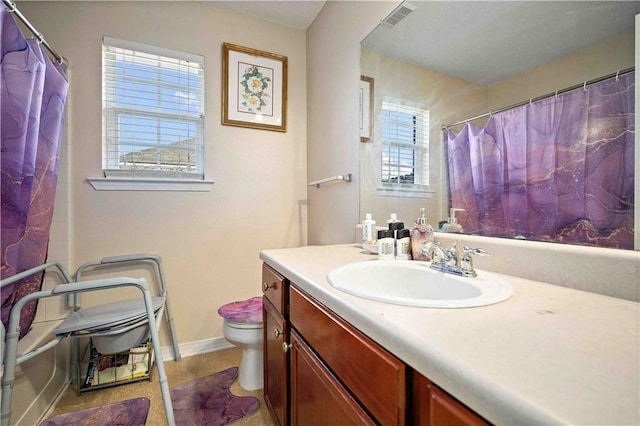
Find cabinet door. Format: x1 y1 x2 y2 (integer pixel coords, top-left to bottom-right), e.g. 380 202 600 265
290 285 406 425
264 297 288 426
412 372 489 426
430 385 489 426
290 330 375 426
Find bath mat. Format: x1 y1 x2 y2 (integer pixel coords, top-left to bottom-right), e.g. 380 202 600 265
40 397 149 426
170 366 260 426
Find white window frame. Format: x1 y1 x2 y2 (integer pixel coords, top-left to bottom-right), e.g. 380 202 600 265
378 96 432 198
89 37 212 191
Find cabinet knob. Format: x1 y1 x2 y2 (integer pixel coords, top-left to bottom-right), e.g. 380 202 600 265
262 282 276 292
282 342 292 353
274 328 282 339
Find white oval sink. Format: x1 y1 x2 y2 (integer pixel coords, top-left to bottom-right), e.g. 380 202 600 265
327 260 513 308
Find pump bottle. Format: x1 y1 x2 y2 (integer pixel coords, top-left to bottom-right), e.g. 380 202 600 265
442 208 465 233
410 208 434 261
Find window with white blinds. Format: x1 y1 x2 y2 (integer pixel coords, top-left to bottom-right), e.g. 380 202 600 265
381 98 429 187
102 37 205 179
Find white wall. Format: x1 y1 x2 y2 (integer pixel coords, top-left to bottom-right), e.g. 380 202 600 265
19 1 308 346
488 30 634 109
306 1 400 245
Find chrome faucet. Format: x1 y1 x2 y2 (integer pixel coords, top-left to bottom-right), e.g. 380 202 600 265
420 241 489 277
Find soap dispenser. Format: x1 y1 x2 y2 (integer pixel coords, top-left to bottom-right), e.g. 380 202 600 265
442 208 465 233
410 208 434 261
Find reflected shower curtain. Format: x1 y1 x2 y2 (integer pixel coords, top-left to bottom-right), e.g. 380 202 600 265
447 72 634 249
1 6 69 337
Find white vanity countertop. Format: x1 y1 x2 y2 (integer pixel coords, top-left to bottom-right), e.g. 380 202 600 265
260 244 640 426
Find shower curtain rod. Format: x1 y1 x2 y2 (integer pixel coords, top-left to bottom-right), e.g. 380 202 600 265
442 66 634 130
2 0 68 66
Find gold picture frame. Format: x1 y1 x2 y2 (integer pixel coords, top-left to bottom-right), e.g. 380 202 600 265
222 43 288 132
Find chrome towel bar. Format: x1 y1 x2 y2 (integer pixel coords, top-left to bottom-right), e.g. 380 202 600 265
308 174 352 188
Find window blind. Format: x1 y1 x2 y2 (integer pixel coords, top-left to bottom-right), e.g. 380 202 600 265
102 37 205 179
381 98 429 186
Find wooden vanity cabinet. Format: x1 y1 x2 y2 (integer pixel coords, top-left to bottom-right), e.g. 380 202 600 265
262 264 289 426
262 262 491 426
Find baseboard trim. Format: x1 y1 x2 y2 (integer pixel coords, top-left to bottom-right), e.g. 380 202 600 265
160 336 234 361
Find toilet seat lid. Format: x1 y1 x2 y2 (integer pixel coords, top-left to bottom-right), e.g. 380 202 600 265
218 296 262 324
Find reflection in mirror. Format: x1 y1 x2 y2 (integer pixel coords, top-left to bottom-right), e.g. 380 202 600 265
360 1 638 250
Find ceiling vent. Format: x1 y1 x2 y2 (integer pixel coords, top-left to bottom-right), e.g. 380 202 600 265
382 2 416 27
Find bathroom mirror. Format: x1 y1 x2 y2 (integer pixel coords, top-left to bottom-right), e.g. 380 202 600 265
360 1 638 250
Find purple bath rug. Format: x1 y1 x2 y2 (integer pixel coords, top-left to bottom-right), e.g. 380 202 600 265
40 397 149 426
170 366 259 426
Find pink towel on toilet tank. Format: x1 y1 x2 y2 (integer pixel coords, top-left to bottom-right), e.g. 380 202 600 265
218 296 262 323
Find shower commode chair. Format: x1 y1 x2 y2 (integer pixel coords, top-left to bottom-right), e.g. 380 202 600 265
1 254 181 426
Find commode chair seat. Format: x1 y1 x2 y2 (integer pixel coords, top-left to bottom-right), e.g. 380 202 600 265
53 297 165 354
218 297 263 390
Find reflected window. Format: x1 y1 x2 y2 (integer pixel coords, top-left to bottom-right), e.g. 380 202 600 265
381 98 429 187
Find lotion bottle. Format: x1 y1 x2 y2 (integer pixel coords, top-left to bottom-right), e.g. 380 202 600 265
388 221 404 257
442 208 465 233
386 213 403 238
410 208 434 261
396 228 412 260
377 230 395 260
361 213 376 248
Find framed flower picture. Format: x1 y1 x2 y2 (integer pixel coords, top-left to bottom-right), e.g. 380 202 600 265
222 43 288 132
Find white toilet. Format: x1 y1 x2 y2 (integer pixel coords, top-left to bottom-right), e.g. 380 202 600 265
218 296 264 391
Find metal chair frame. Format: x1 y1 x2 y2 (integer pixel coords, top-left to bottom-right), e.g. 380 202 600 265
1 254 181 426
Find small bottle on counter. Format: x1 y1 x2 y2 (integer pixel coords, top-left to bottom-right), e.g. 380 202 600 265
388 221 405 254
388 220 404 235
396 228 412 260
361 213 376 248
410 208 434 261
377 230 395 260
386 213 400 226
386 213 403 243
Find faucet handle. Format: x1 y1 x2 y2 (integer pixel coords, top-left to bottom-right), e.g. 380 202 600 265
420 241 445 264
460 246 489 277
463 246 489 256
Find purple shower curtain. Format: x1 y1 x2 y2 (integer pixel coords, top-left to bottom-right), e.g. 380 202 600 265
447 72 634 249
1 6 69 337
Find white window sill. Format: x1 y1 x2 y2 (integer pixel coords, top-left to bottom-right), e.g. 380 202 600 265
377 186 435 199
87 177 214 192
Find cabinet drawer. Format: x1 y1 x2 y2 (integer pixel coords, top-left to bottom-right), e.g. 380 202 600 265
262 263 287 314
290 285 407 426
